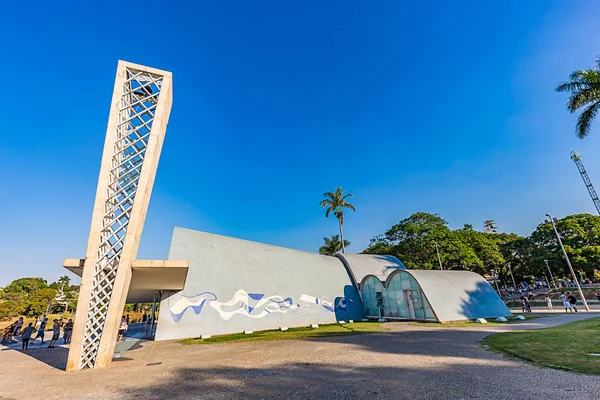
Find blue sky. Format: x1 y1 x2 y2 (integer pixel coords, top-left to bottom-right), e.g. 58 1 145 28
1 1 600 286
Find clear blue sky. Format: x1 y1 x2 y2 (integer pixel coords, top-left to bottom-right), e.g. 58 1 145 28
1 1 600 286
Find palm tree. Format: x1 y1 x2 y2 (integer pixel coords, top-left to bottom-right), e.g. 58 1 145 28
320 187 355 253
319 235 350 255
556 57 600 139
58 275 71 291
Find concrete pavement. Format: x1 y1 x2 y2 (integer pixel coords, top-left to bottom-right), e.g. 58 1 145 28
1 313 599 399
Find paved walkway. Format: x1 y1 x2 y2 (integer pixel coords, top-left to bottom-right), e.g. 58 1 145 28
1 313 599 399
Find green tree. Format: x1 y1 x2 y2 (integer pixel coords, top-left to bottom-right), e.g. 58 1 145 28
3 277 47 294
24 288 56 317
529 214 600 280
556 57 600 139
498 235 534 284
58 275 71 291
364 212 451 270
320 187 356 254
63 291 76 313
363 212 527 282
319 235 350 255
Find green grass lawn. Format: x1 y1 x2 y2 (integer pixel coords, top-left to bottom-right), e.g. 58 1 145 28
484 317 600 374
412 314 551 327
181 322 387 345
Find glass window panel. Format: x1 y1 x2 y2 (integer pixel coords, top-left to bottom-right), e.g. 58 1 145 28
412 289 425 319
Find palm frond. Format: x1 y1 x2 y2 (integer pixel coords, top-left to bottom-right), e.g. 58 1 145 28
342 202 356 211
556 80 589 93
325 207 333 218
576 101 600 139
320 187 356 219
567 88 600 112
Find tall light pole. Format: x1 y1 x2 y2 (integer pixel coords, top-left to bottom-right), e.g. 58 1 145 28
543 259 558 289
542 271 551 291
507 264 517 289
545 213 589 311
433 240 443 270
490 269 502 299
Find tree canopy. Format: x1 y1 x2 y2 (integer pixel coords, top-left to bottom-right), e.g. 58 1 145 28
320 187 355 253
0 276 78 320
363 212 600 287
556 57 600 139
319 235 350 256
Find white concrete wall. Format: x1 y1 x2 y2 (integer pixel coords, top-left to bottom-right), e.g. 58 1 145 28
156 228 364 341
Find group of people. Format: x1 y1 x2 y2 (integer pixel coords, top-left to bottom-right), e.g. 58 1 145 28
142 313 154 333
559 291 580 313
520 296 532 313
1 315 74 350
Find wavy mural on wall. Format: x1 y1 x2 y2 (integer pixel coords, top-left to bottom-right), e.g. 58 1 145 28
209 289 295 320
169 289 345 322
297 294 334 314
168 291 217 323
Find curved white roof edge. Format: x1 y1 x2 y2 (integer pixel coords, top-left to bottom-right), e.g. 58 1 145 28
404 270 512 321
335 254 407 286
358 268 512 322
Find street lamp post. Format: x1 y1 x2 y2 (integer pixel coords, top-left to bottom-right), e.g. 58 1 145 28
543 259 558 289
545 213 590 311
542 271 551 291
507 264 517 290
433 240 443 270
490 269 503 300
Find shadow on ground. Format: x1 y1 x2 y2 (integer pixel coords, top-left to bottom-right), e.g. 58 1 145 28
0 323 154 371
117 361 595 400
1 344 69 370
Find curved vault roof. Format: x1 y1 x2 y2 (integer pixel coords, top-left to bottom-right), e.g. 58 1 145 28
386 269 512 322
336 254 407 286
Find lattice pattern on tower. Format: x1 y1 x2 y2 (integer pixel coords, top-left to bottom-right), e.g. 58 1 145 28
79 68 163 369
570 151 600 215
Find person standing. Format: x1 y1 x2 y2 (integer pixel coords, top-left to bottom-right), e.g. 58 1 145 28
63 319 74 344
48 319 60 348
21 323 35 350
567 292 579 313
117 316 127 341
142 313 147 325
596 290 600 304
546 296 553 310
559 292 572 313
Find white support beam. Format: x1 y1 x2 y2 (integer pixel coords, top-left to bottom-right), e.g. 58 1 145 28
66 61 173 371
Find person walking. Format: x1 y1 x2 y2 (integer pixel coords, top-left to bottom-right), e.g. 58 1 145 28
21 323 34 350
63 319 73 344
596 290 600 304
567 292 579 313
524 297 532 313
48 319 60 348
13 317 24 336
559 292 572 313
31 317 47 344
142 313 147 325
117 316 127 342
